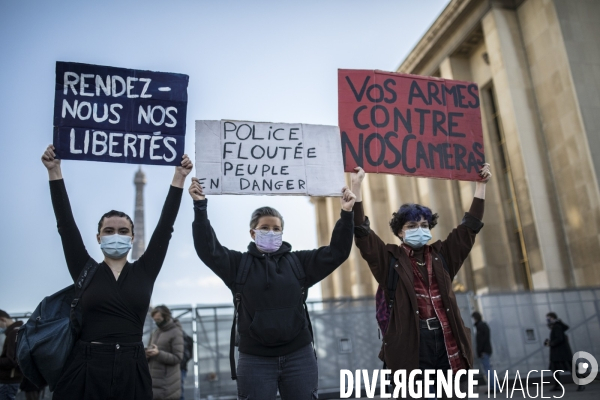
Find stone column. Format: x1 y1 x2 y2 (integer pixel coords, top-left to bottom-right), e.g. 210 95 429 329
481 6 572 289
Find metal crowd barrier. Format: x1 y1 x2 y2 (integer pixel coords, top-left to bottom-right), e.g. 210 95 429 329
6 287 600 399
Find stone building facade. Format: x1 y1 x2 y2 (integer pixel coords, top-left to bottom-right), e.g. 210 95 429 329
315 0 600 298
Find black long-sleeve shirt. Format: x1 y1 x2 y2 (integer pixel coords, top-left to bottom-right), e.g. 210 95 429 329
192 199 354 356
50 179 182 343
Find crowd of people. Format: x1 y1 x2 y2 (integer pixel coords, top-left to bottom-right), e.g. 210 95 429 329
0 146 586 399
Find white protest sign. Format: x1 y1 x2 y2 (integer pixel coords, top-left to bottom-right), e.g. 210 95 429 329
195 120 345 196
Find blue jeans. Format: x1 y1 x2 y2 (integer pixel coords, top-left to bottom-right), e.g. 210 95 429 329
0 383 19 400
180 369 187 400
236 343 318 400
480 352 492 382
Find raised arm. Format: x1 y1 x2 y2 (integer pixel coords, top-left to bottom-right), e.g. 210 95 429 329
439 163 491 277
42 144 90 281
189 177 243 287
350 167 389 284
294 187 355 286
137 154 192 280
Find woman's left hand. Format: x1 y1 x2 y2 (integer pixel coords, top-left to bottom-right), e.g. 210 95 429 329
340 186 357 212
479 163 492 183
176 154 193 177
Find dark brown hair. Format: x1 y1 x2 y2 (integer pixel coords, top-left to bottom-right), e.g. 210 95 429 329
98 210 134 235
151 305 172 321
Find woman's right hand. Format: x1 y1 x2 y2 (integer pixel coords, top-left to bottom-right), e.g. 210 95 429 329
189 177 205 201
41 145 60 169
145 344 159 357
41 144 63 180
350 166 365 202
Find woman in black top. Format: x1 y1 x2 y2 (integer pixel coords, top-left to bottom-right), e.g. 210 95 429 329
188 177 355 400
41 144 192 400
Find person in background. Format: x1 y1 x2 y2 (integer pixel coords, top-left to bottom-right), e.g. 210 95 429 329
147 305 184 400
472 311 494 387
544 312 584 392
0 310 23 400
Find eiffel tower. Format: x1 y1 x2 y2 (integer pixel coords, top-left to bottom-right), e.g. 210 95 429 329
132 167 146 260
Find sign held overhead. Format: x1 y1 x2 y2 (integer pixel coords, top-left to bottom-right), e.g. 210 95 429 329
195 120 345 196
338 69 485 181
53 61 189 166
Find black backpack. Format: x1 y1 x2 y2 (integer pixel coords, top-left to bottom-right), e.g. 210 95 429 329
228 252 313 380
16 259 98 391
181 330 194 369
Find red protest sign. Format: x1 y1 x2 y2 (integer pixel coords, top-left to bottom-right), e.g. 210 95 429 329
338 69 484 181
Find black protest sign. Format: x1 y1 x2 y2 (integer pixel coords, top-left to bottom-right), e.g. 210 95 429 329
53 61 189 166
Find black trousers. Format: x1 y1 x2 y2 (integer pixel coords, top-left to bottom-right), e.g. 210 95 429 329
418 328 452 371
416 328 453 399
385 328 454 399
53 341 152 400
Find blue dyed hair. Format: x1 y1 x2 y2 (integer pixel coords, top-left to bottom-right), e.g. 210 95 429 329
389 203 438 238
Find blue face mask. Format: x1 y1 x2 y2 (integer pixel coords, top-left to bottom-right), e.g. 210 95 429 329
100 234 132 259
402 227 432 248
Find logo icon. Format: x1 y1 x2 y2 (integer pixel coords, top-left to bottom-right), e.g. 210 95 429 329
572 351 598 386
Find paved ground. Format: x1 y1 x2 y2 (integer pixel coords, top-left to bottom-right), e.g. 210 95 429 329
329 381 600 399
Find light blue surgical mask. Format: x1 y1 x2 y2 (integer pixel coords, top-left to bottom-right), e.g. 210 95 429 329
100 234 132 259
402 227 432 248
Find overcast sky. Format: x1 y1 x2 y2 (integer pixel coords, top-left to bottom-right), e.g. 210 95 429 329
0 0 449 313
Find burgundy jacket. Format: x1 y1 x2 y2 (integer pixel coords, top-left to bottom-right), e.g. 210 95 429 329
353 199 484 373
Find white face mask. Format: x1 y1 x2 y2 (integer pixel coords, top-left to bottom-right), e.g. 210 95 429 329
253 229 283 253
100 234 132 259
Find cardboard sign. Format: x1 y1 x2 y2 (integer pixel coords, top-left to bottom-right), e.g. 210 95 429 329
53 61 189 166
338 69 485 181
195 120 345 196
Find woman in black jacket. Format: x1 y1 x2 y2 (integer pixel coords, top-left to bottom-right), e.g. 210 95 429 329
188 177 355 400
41 144 192 400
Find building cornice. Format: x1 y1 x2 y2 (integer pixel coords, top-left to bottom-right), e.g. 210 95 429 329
398 0 524 75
